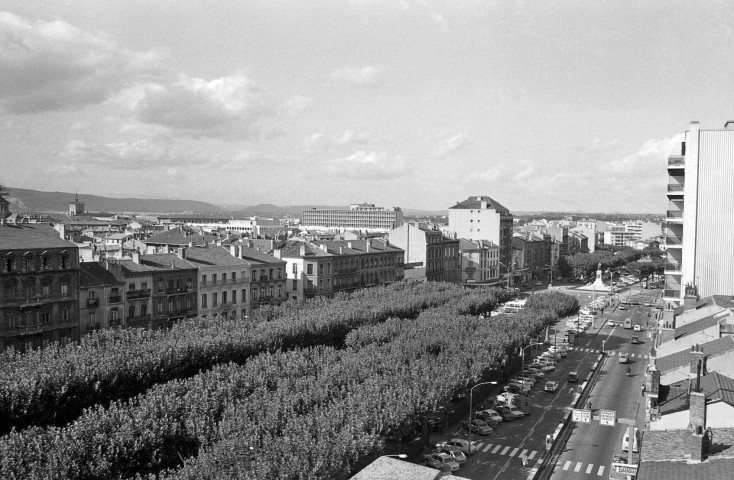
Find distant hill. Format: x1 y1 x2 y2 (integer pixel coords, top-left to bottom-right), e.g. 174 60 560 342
6 187 223 215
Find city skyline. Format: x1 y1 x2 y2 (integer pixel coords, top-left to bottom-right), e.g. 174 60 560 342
2 2 734 213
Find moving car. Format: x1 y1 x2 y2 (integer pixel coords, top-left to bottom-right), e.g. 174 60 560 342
462 418 493 435
619 354 629 364
440 438 477 455
568 371 579 383
544 381 559 392
630 336 640 345
622 428 640 453
634 325 642 332
424 452 460 472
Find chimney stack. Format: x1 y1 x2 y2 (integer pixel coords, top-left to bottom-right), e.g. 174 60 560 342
132 251 140 264
689 344 707 376
300 244 306 257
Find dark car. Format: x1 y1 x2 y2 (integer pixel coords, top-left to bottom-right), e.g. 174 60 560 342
495 406 517 421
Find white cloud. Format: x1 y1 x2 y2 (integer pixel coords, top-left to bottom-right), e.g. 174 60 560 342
327 151 405 179
435 133 469 158
304 130 370 153
329 65 384 87
514 163 536 180
0 11 163 114
130 74 276 140
611 133 684 176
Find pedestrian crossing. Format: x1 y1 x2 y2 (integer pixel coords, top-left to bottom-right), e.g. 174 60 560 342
558 459 606 476
567 347 648 359
472 441 539 460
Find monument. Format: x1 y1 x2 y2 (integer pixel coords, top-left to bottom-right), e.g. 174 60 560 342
593 263 606 289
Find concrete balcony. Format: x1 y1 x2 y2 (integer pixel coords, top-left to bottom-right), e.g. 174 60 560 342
666 210 684 223
664 262 682 275
667 156 685 169
126 289 150 299
666 184 684 198
663 289 681 299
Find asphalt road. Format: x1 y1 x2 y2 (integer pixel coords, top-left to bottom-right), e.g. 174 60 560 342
547 287 660 479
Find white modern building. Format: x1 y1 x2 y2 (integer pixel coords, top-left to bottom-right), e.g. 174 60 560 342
663 121 734 309
300 204 403 232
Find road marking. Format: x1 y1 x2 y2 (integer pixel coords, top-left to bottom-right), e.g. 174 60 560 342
520 448 528 458
563 461 571 471
597 466 605 476
475 442 484 450
574 462 582 472
528 450 537 460
482 443 493 452
509 447 519 457
586 463 594 474
492 445 502 454
501 446 511 455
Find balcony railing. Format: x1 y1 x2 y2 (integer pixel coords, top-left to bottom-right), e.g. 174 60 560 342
663 289 681 298
108 295 122 304
666 210 683 218
127 313 151 324
665 235 683 245
668 156 685 167
86 298 99 307
126 289 150 299
166 287 191 295
667 184 684 193
664 262 682 273
18 297 44 309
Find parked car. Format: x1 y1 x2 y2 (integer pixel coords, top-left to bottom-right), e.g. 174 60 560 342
462 418 493 435
439 438 478 455
496 392 519 406
495 405 519 421
503 404 527 418
538 363 556 372
622 428 640 453
524 368 545 379
544 381 559 392
512 375 536 387
644 301 654 307
434 446 467 464
424 452 460 472
634 325 642 332
618 305 627 310
474 409 503 424
503 383 522 394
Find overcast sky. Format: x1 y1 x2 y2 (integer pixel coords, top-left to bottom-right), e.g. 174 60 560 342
2 1 734 213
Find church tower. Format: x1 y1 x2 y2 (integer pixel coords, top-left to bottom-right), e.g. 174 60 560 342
69 193 85 216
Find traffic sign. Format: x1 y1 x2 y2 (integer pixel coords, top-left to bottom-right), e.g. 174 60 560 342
600 409 616 426
572 408 592 423
612 463 638 475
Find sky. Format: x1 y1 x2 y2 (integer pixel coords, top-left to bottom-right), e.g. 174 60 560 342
2 1 734 213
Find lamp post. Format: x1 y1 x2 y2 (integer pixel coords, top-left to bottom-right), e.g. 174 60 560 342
520 342 542 377
546 263 553 288
468 381 498 451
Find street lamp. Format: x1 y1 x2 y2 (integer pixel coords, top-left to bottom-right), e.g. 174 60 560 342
520 342 542 377
546 264 553 288
381 454 408 459
468 381 498 451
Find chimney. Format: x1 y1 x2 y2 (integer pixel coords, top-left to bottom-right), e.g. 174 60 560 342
689 386 707 430
475 196 482 201
178 246 187 259
132 252 140 264
273 248 281 259
230 244 237 257
300 244 306 257
689 426 705 463
347 241 353 249
339 246 344 254
689 344 706 375
366 240 371 252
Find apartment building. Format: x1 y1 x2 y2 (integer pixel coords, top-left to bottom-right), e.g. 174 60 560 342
78 262 125 336
275 238 404 300
663 121 734 309
137 253 198 326
300 204 403 232
511 232 552 286
0 221 80 351
447 196 513 284
388 223 460 283
458 239 500 285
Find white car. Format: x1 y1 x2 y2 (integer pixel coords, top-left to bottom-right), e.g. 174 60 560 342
440 438 478 455
544 381 559 392
474 409 503 424
634 325 641 332
424 452 460 472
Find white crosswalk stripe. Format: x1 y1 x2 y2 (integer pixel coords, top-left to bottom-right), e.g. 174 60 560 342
586 463 594 474
597 465 605 476
510 447 519 457
527 450 537 460
520 448 528 458
501 446 511 455
482 443 493 452
574 462 582 472
563 461 571 471
492 445 502 454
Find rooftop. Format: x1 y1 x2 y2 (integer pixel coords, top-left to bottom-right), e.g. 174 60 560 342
80 262 123 288
449 195 511 214
144 227 216 247
138 253 197 271
638 428 734 479
0 223 78 250
656 336 734 374
350 456 470 480
657 371 734 416
183 245 256 267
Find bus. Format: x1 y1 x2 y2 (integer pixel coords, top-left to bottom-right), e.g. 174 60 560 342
624 318 633 329
504 300 527 313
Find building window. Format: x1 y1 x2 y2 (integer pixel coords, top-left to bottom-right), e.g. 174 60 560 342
168 300 174 312
292 279 297 290
129 305 136 318
202 293 208 308
307 263 313 275
88 313 95 325
232 290 236 304
232 272 236 281
241 309 247 319
222 291 228 305
4 257 14 273
41 256 49 270
251 270 257 281
278 268 282 279
60 255 68 269
213 292 218 307
222 273 227 283
213 274 218 284
61 280 68 296
157 300 163 313
62 308 70 322
202 274 207 284
252 288 258 300
158 281 165 293
186 298 191 309
141 303 148 315
241 289 246 303
42 282 51 297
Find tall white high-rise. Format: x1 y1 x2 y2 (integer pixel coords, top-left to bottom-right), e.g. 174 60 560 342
663 121 734 309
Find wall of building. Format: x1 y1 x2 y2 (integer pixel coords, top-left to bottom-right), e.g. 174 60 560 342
448 209 501 245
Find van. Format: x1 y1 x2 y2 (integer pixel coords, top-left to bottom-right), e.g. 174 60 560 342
622 427 639 453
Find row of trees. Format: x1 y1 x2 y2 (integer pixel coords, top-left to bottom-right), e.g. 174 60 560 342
557 245 664 282
0 282 512 434
0 290 576 480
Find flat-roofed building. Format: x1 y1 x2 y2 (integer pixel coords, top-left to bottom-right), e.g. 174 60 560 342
300 203 403 232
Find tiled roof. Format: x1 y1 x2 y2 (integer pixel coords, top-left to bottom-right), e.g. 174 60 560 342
712 295 734 310
116 259 155 273
0 223 78 250
183 245 254 267
239 245 285 265
80 262 123 288
656 336 734 374
638 428 734 479
658 372 734 416
449 196 511 214
317 239 403 255
279 240 333 258
674 313 724 339
138 253 197 271
144 228 215 247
